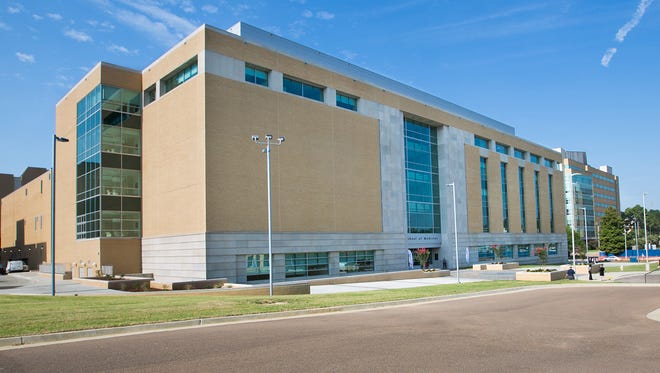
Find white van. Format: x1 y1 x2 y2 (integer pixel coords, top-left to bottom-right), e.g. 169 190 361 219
6 260 27 273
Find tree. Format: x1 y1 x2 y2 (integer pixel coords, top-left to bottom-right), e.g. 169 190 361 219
599 207 625 255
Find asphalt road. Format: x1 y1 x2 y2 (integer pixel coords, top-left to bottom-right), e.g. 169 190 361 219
3 286 660 372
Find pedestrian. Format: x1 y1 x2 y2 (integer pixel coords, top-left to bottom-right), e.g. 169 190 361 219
599 265 605 281
588 264 593 280
567 267 576 280
442 258 447 270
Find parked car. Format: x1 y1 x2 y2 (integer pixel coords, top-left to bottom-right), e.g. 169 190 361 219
605 255 620 262
6 260 27 273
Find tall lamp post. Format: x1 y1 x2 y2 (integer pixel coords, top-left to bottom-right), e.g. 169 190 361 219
446 182 460 284
251 134 285 296
568 172 582 266
581 207 588 263
643 192 649 272
51 135 69 296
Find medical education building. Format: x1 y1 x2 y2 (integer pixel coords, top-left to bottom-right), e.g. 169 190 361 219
53 22 567 284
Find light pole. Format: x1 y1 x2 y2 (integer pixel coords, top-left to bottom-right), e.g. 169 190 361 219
623 219 628 259
51 134 69 296
251 134 285 296
581 207 588 262
643 192 649 271
446 182 460 284
634 218 640 258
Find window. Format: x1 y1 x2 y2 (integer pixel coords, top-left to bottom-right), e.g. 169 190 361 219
475 136 490 149
405 119 441 234
534 171 541 233
544 159 553 168
518 167 526 232
336 92 357 111
285 253 329 278
514 148 525 160
478 246 494 261
501 162 509 232
246 254 269 281
283 76 323 102
548 244 558 255
480 157 489 232
245 65 268 86
518 245 530 257
161 57 198 95
144 85 156 106
339 251 374 273
548 174 555 232
496 143 509 155
530 154 540 164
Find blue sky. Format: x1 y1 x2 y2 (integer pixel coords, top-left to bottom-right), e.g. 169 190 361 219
1 0 658 210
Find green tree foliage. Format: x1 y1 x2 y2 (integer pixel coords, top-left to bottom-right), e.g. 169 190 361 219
599 207 625 255
622 205 660 248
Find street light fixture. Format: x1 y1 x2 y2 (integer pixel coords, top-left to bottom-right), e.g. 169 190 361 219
251 134 285 296
446 182 460 284
51 134 69 296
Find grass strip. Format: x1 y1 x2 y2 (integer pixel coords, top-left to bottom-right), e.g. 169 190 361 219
0 280 563 338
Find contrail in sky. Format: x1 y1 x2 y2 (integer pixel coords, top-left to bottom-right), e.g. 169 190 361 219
601 0 654 67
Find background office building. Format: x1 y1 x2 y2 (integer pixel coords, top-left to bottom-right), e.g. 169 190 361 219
53 22 567 284
556 148 620 247
0 168 51 268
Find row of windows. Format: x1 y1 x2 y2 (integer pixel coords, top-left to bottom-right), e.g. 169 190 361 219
594 183 616 193
245 251 375 281
594 192 617 201
162 57 198 95
477 243 559 261
475 136 555 168
593 173 616 183
245 64 359 112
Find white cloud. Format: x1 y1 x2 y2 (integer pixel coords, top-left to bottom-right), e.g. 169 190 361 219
88 20 115 31
107 0 197 47
601 48 617 67
108 43 137 55
181 0 195 13
0 21 10 31
33 14 43 21
316 11 334 20
47 13 63 21
302 10 335 20
201 4 218 14
64 29 93 42
615 0 654 42
7 6 21 14
16 52 35 63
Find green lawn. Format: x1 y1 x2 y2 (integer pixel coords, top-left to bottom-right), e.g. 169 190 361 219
602 262 659 272
0 280 562 338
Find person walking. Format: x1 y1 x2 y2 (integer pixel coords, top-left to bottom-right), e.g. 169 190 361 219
599 265 605 281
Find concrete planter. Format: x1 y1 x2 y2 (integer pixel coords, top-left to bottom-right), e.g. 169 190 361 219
77 277 152 291
515 270 567 282
486 263 519 271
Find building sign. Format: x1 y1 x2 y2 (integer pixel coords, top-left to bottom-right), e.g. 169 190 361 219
407 234 441 243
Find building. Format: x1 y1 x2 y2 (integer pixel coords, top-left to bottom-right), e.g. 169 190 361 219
0 168 51 268
52 22 567 284
556 149 620 248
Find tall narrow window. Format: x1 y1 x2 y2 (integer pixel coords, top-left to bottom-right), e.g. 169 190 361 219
518 167 526 232
404 118 441 234
534 171 541 233
501 162 509 232
480 157 489 232
548 174 554 232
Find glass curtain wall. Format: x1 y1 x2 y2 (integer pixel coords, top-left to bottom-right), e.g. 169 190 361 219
76 85 141 239
404 119 441 234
